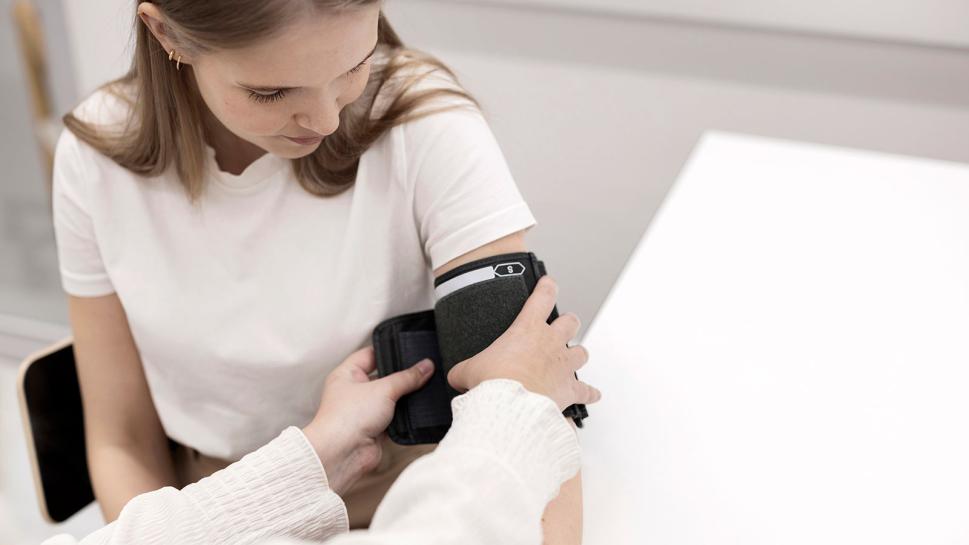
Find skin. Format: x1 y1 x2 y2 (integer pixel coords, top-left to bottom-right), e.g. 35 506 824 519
70 292 179 522
69 2 592 542
139 3 379 173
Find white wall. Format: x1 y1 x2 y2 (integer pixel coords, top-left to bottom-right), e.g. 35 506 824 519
61 0 133 99
460 0 969 49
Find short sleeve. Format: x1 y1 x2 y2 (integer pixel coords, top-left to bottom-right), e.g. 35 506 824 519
51 129 115 297
404 84 537 271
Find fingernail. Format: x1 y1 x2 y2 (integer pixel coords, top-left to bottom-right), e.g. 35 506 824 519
417 359 434 375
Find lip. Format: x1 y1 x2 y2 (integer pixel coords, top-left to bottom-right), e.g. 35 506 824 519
283 135 323 145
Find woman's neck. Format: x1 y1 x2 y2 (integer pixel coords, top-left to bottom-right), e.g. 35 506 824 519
201 106 268 176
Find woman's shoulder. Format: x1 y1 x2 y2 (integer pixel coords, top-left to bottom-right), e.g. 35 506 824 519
70 79 137 128
56 80 139 177
369 50 476 121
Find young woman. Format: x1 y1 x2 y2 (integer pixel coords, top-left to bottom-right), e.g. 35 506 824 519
52 0 584 542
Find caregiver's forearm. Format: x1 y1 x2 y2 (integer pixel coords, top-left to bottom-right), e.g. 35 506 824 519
542 470 584 545
49 381 581 545
323 379 582 545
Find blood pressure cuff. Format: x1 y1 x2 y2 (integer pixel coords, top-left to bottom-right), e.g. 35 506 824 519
373 252 589 445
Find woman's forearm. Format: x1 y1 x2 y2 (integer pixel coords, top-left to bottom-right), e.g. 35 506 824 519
88 438 178 522
67 292 179 522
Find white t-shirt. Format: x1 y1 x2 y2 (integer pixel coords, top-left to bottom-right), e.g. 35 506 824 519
52 63 536 460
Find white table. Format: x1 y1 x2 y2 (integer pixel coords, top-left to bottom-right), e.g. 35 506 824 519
579 132 969 544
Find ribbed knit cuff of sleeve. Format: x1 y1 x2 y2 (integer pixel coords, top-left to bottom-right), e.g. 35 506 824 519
441 379 582 505
183 427 349 543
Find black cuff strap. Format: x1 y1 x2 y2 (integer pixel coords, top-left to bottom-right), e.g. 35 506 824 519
373 252 589 445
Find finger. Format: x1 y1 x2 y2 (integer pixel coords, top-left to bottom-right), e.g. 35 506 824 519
513 276 558 328
550 312 581 344
567 344 590 371
341 346 377 376
378 358 435 400
573 380 602 405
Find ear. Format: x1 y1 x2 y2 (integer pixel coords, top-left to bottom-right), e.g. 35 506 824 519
137 2 193 65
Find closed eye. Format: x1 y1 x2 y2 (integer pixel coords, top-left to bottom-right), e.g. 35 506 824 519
346 56 371 76
243 48 376 104
247 89 287 104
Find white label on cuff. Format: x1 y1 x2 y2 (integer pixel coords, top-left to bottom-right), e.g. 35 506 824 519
434 262 525 301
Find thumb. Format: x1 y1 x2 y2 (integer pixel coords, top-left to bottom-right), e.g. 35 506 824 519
378 358 435 401
446 361 470 393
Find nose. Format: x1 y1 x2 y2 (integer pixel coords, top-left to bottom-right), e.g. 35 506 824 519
294 101 341 137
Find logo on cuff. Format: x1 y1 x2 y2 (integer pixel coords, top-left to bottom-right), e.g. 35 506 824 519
493 262 525 277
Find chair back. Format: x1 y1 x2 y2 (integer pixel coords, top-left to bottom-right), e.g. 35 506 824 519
17 338 95 523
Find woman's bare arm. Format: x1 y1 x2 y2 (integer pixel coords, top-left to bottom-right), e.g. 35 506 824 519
434 231 584 545
69 293 178 521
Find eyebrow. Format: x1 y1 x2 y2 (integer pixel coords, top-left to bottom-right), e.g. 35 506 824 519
238 41 379 92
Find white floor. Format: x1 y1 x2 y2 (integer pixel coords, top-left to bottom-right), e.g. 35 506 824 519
0 355 102 544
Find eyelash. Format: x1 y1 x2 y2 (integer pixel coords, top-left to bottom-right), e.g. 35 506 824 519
248 89 288 104
348 59 369 75
246 58 371 104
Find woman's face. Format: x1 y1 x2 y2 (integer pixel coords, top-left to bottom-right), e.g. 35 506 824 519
188 6 380 159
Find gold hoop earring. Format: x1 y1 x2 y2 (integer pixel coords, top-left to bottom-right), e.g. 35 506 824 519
168 49 182 71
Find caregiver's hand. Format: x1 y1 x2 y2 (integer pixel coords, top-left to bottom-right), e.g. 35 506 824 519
447 276 602 411
302 347 434 496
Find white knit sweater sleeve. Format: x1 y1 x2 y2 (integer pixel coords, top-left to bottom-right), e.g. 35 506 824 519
43 427 348 545
315 379 582 545
44 379 580 545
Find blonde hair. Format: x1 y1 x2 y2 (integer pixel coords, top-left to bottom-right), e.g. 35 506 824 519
63 1 478 200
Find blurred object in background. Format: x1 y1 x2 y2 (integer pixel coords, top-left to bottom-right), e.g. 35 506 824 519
11 0 59 181
0 0 74 325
